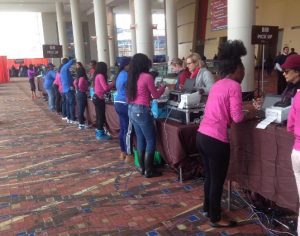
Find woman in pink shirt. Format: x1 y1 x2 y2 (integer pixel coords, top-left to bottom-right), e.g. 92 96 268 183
127 53 166 178
197 40 246 227
93 62 114 141
283 54 300 234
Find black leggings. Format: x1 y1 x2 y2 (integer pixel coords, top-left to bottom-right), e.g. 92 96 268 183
93 96 106 131
29 79 36 92
196 132 230 223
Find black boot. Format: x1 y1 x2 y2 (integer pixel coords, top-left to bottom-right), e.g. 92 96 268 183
144 152 162 178
138 150 145 175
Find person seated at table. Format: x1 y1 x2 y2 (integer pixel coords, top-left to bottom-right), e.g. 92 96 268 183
170 57 191 90
196 40 248 227
93 62 114 141
253 54 300 110
127 53 166 178
114 56 134 163
284 54 300 235
186 53 215 95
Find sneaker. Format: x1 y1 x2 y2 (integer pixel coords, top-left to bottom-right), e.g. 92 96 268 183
62 117 68 120
67 119 71 123
78 124 85 130
70 120 78 125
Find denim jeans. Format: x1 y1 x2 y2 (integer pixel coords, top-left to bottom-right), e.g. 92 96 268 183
61 93 67 118
128 104 156 153
46 87 55 111
66 90 76 121
115 102 129 153
76 91 87 125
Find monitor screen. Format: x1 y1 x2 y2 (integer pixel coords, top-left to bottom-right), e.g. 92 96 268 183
261 94 282 111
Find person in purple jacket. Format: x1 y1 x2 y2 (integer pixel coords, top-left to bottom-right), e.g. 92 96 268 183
127 53 166 178
283 55 300 235
74 62 89 129
93 62 114 140
27 64 37 99
196 40 247 227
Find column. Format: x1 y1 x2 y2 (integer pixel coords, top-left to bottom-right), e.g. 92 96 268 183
165 0 178 62
70 0 85 63
228 0 255 93
55 1 68 58
134 0 154 60
107 6 115 67
129 0 137 55
93 0 110 65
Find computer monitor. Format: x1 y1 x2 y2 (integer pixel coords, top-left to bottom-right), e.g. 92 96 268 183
183 79 195 93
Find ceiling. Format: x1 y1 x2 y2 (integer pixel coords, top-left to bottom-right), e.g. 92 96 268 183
0 0 164 15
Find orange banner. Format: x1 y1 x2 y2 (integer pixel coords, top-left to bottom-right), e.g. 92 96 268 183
0 56 9 83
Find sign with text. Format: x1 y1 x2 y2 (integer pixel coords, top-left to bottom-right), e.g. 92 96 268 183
251 25 279 44
211 0 227 31
43 44 62 58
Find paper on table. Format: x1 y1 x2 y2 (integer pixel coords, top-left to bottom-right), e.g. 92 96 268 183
178 101 184 109
256 115 277 129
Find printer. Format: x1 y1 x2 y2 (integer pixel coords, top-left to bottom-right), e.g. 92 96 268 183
265 106 291 123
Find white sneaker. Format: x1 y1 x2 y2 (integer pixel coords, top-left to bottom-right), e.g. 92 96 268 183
62 117 67 120
67 119 71 123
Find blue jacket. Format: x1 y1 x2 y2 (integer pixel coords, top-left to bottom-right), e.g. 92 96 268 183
43 70 56 90
114 70 128 103
61 59 75 93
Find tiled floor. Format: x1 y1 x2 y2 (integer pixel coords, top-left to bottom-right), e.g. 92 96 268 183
0 76 293 235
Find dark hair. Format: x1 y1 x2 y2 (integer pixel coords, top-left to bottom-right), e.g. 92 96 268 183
94 62 108 82
90 60 97 67
217 40 247 78
127 53 151 102
28 64 34 70
76 66 88 80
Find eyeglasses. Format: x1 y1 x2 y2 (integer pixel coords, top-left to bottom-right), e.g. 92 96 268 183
186 61 194 65
283 69 293 74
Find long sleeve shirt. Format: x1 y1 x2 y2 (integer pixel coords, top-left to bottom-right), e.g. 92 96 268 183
194 67 215 95
198 78 244 143
61 59 75 93
94 74 113 99
114 70 128 103
287 90 300 151
27 69 36 80
130 72 165 107
43 70 56 90
74 77 89 93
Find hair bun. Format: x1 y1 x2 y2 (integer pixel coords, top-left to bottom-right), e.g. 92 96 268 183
218 40 247 60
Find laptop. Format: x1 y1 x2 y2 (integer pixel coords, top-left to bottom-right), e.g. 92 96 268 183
182 79 196 93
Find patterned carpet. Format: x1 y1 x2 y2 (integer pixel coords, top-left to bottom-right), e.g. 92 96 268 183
0 78 270 235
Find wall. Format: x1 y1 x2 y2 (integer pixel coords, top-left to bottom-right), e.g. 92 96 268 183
203 0 300 59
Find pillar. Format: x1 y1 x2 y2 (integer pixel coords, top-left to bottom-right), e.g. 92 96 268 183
129 0 137 55
134 0 154 60
165 0 178 62
228 0 255 93
93 0 110 65
70 0 85 63
107 6 115 67
55 1 68 58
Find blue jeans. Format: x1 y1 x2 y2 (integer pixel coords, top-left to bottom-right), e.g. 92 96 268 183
66 90 76 121
76 91 87 125
61 93 67 117
128 104 156 153
46 87 55 111
115 102 129 153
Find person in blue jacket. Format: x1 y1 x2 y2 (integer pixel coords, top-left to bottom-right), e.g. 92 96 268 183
114 57 134 163
60 58 76 123
43 63 56 111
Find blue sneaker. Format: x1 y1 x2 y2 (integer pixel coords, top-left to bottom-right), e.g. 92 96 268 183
96 129 111 141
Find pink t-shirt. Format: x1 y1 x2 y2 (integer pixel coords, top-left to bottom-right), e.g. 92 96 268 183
287 90 300 151
53 72 62 93
94 74 113 99
198 78 244 143
131 72 165 107
74 77 89 93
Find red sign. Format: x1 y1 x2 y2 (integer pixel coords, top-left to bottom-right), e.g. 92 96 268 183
211 0 227 31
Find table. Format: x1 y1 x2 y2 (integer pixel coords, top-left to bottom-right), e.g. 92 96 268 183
228 120 297 213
